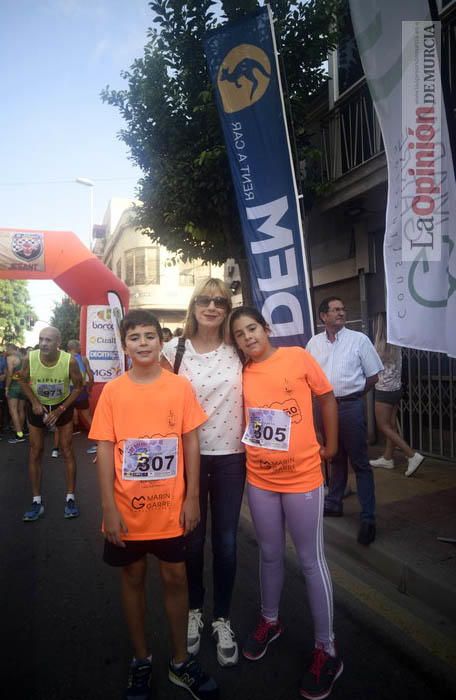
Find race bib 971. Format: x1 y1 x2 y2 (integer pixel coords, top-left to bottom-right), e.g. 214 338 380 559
36 382 65 400
122 438 178 481
242 408 291 451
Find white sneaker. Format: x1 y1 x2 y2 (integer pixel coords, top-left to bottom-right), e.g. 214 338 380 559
211 618 239 667
51 448 59 458
405 452 425 477
187 608 204 655
369 456 394 469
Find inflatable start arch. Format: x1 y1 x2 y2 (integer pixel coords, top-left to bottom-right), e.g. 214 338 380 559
0 227 129 407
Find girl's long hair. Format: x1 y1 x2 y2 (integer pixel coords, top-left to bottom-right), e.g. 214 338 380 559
373 312 400 364
229 306 269 365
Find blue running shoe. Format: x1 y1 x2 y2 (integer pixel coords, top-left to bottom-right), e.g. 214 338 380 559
124 658 152 700
168 655 219 700
23 502 44 522
9 435 26 443
64 498 80 519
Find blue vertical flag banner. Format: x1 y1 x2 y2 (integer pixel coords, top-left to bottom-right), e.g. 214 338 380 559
204 6 313 346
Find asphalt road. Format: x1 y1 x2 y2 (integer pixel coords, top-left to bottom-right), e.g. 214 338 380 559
1 432 450 700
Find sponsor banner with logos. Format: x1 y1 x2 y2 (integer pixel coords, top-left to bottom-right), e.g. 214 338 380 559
0 230 45 271
86 305 122 383
204 6 313 346
350 0 456 357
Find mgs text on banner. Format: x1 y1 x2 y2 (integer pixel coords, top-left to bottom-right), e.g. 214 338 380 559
204 6 313 347
349 0 456 357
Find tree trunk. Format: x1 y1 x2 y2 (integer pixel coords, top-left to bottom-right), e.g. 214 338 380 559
237 257 253 306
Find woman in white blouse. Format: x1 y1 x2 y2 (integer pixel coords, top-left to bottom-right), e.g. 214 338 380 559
161 278 245 667
370 313 424 477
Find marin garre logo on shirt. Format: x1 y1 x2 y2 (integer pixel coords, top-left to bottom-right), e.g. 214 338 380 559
132 497 145 510
259 456 296 472
131 492 172 511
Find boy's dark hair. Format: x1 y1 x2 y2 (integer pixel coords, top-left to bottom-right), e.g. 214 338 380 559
318 296 344 321
120 309 163 345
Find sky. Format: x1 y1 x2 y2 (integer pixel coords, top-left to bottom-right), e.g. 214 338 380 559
0 0 154 341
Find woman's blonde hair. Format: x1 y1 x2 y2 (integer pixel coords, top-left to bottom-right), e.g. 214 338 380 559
373 312 400 364
183 277 233 340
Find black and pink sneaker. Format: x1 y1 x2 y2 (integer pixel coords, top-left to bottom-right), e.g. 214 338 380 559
242 616 283 661
300 647 343 699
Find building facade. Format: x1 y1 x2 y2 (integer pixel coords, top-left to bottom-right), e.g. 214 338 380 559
94 199 222 332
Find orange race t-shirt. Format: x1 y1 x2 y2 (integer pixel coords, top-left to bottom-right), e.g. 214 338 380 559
89 370 207 541
242 346 333 493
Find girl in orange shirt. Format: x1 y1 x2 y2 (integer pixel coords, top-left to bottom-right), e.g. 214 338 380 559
230 306 342 700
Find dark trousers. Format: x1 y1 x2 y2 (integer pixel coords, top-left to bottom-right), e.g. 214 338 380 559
186 452 246 619
325 398 376 523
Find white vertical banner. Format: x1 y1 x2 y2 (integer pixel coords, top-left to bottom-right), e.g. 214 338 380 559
86 305 122 383
107 290 126 374
349 0 456 357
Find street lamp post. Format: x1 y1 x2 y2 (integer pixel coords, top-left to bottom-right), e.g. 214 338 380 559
75 177 94 248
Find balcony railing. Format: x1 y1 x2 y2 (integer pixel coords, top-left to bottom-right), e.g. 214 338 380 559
318 7 456 184
319 80 384 183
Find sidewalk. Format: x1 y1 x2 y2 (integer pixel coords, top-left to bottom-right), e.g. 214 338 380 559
323 448 456 625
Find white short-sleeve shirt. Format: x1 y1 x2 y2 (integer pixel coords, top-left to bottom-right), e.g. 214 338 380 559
306 326 384 397
162 337 244 455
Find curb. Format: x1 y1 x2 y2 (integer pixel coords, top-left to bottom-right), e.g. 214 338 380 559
323 517 456 626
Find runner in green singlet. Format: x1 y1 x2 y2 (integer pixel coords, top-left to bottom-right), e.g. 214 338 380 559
17 326 83 522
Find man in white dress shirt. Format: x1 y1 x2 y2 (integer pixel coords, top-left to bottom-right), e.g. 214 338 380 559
307 297 383 546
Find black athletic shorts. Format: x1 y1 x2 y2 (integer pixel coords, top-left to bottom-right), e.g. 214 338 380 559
75 398 89 410
375 389 402 406
27 400 74 428
103 535 187 567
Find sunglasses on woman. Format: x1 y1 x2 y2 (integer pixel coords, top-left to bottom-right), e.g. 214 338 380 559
194 295 229 310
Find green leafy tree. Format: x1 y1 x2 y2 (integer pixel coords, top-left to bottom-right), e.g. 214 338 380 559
102 0 340 274
0 280 37 346
50 296 81 350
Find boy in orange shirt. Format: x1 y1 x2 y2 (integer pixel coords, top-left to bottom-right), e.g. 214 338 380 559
90 309 218 700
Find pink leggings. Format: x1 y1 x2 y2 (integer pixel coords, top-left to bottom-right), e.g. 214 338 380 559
247 483 335 646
